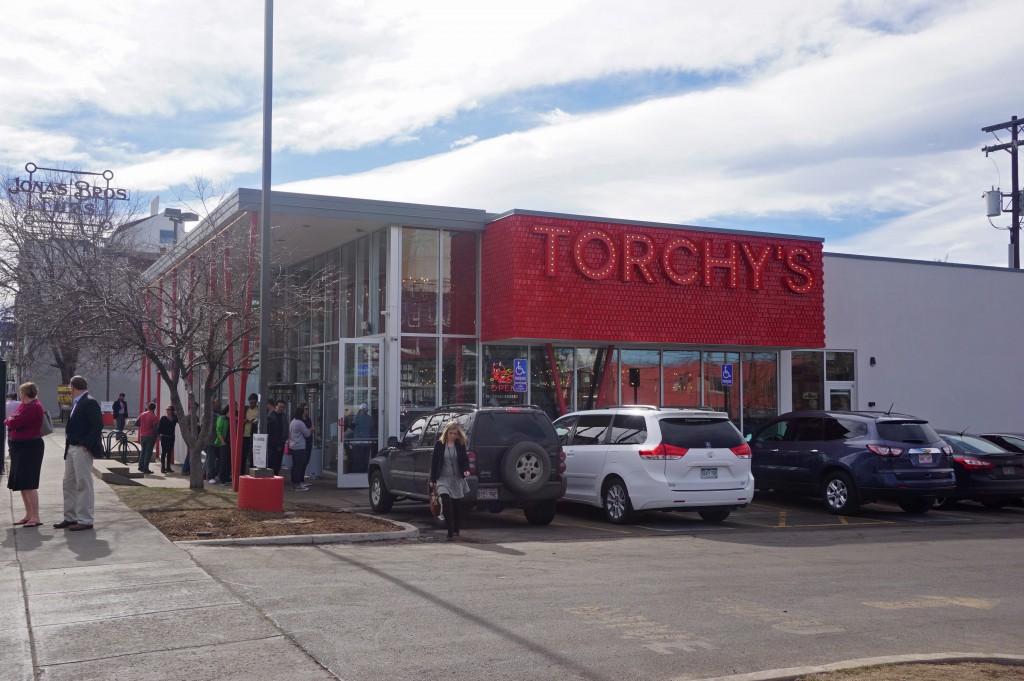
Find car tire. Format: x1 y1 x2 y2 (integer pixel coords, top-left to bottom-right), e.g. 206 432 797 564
501 441 551 496
602 478 633 524
368 470 394 513
981 498 1009 510
933 496 958 510
898 498 933 514
523 500 557 526
822 471 859 515
698 508 731 522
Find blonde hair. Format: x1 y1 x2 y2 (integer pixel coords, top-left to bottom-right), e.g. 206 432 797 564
19 382 38 399
438 421 466 446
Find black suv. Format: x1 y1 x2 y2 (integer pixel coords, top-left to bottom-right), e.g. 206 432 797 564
368 404 567 525
749 410 955 514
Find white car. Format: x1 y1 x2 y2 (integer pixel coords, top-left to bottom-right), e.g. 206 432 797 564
552 406 754 523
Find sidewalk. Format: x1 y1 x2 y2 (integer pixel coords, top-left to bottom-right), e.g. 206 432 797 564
0 431 339 680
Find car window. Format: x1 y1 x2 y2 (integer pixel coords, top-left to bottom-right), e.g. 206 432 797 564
876 420 940 444
999 435 1024 452
659 418 744 448
553 416 578 446
754 419 790 443
789 418 823 442
945 434 1008 454
402 417 427 447
821 417 866 441
609 414 647 445
474 411 558 447
571 414 612 445
423 413 449 446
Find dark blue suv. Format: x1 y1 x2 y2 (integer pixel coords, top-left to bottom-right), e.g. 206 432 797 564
749 410 955 514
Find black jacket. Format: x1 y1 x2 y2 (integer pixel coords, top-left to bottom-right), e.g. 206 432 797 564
429 440 470 484
267 411 286 451
65 392 104 459
159 415 178 440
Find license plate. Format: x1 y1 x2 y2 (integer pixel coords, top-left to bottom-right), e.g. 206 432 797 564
1003 466 1017 476
700 468 718 480
477 487 498 500
918 454 933 464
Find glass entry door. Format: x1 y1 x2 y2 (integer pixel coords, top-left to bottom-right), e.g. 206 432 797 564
338 339 383 489
827 383 855 411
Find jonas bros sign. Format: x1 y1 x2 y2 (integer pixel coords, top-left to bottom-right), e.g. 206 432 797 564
8 163 129 229
531 224 817 294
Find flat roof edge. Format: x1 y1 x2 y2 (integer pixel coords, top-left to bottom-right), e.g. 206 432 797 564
824 251 1020 272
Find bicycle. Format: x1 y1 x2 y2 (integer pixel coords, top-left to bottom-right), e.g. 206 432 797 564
104 429 140 465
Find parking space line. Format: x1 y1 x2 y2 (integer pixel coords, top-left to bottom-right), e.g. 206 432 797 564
777 511 787 528
838 516 849 525
550 521 631 534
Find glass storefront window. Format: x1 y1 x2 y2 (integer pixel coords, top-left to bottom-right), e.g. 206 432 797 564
742 352 778 436
529 346 573 419
792 350 824 411
663 351 701 407
402 228 439 334
442 338 477 405
400 337 437 410
442 230 478 335
575 347 617 411
703 351 740 422
482 345 527 407
620 349 661 406
826 351 855 381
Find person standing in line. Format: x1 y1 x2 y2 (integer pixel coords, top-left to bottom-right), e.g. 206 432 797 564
241 393 259 474
56 375 103 532
158 406 178 474
429 421 471 542
288 405 313 492
4 382 46 527
266 400 287 475
299 402 314 456
216 405 232 486
112 393 129 432
135 402 159 475
5 393 19 419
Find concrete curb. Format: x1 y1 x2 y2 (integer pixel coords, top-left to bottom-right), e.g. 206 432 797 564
175 517 419 546
688 653 1024 681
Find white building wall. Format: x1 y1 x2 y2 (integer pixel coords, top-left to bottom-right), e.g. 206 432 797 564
823 254 1024 432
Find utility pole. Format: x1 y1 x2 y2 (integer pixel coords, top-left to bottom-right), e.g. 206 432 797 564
982 115 1022 269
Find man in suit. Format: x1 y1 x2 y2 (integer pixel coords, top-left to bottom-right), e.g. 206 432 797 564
112 393 128 431
55 375 103 531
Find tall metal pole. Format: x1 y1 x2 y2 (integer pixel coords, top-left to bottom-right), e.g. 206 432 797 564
258 0 274 442
982 115 1021 269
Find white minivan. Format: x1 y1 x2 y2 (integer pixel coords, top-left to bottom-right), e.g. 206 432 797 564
552 406 754 523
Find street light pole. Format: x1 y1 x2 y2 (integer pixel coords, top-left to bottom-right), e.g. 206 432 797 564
258 0 274 448
982 115 1022 269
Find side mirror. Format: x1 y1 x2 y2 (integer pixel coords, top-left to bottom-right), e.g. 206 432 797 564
387 436 399 448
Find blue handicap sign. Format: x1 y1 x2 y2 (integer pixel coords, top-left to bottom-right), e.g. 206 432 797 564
721 363 734 387
513 359 528 392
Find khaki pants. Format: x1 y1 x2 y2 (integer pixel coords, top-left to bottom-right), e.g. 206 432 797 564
63 445 95 525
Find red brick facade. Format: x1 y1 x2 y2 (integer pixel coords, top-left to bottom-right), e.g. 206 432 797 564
480 213 824 347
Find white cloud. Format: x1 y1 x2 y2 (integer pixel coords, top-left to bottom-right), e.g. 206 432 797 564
451 136 478 149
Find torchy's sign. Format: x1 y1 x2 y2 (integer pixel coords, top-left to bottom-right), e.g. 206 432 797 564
480 213 825 348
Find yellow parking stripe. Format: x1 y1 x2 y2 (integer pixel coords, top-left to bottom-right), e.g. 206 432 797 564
550 521 631 534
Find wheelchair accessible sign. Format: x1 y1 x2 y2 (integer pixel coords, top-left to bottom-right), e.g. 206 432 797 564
513 359 528 393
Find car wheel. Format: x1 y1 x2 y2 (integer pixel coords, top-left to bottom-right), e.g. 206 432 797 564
821 471 859 515
368 470 394 513
501 441 551 495
602 478 633 524
933 496 958 510
698 508 731 522
981 499 1009 510
898 498 933 514
523 500 557 525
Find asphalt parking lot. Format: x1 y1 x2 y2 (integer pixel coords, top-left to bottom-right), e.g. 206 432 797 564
371 491 1024 544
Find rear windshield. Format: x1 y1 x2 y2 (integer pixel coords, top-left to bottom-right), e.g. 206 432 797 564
658 418 744 448
943 434 1010 454
472 412 558 448
876 421 940 444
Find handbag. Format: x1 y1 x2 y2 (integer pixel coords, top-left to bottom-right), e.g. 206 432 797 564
428 487 441 517
39 410 54 436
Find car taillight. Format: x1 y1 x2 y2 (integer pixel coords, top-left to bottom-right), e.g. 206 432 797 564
941 445 953 455
954 455 995 470
730 443 751 459
467 450 477 475
638 444 687 460
867 444 904 457
558 448 566 474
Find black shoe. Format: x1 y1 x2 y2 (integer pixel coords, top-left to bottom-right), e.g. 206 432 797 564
446 533 454 541
453 530 460 537
53 519 77 528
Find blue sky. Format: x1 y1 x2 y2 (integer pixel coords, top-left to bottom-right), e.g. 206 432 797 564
3 0 1022 266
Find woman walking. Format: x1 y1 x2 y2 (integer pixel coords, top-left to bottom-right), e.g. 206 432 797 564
158 405 178 473
288 405 313 491
429 422 471 541
4 382 46 527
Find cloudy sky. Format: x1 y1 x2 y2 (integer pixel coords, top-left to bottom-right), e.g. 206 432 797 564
3 0 1022 266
